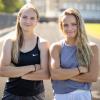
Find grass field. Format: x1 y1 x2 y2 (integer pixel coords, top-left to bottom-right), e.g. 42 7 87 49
0 22 100 100
85 23 100 39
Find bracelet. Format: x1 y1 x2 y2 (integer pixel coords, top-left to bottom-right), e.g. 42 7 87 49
77 67 80 74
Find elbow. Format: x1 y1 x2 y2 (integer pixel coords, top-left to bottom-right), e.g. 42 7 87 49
0 72 6 77
88 73 98 82
91 76 98 82
50 71 59 80
0 71 3 77
44 75 50 80
51 74 62 80
0 67 5 77
44 73 50 80
91 72 99 82
42 70 50 80
51 75 57 80
50 69 61 80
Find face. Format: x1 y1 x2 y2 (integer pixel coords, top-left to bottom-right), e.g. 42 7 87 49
61 14 78 38
19 8 38 32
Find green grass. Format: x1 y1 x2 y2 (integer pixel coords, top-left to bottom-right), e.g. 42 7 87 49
85 23 100 39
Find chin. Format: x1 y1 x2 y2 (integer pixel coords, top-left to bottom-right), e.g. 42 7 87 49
22 28 30 32
68 35 74 37
23 26 32 30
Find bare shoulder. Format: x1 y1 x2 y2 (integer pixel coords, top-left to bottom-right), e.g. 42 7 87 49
38 37 49 50
88 42 98 55
89 42 98 50
0 38 14 65
50 41 61 53
2 38 13 51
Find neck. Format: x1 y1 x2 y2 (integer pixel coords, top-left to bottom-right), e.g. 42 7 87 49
65 38 76 46
22 30 35 41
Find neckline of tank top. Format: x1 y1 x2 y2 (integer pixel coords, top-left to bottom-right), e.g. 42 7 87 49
20 37 39 54
63 40 76 48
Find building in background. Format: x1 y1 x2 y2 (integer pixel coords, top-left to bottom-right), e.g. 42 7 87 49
30 0 100 22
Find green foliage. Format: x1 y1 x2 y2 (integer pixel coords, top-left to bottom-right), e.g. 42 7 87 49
0 0 25 13
0 0 4 12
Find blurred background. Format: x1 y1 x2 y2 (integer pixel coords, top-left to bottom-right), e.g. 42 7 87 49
0 0 100 100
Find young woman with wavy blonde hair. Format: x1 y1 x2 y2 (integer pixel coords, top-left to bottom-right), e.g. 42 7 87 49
49 8 99 100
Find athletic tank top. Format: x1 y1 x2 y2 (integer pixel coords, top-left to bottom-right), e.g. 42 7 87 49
4 37 44 96
52 40 91 94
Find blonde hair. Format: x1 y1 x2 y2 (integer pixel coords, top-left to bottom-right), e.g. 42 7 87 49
12 3 39 63
59 8 93 67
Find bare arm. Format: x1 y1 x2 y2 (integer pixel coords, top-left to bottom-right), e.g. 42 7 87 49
22 38 50 80
0 39 35 78
71 43 99 82
49 42 80 80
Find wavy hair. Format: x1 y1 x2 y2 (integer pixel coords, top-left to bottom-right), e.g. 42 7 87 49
59 8 93 67
12 3 39 63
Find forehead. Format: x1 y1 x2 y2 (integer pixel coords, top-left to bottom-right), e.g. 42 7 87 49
21 8 37 17
62 14 77 23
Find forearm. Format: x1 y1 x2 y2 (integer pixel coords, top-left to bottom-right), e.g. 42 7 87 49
51 67 79 80
22 68 50 80
0 65 35 78
70 73 97 82
71 66 98 83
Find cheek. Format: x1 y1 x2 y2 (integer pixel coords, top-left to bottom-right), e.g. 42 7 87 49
32 20 38 26
73 26 77 32
74 28 78 36
74 26 77 30
19 20 23 27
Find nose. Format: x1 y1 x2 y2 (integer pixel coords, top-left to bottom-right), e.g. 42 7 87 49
26 18 31 24
67 25 72 31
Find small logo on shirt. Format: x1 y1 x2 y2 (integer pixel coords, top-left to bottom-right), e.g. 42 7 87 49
32 54 38 56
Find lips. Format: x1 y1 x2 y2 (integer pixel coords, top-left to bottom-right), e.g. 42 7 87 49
25 24 31 26
24 24 32 27
67 32 73 36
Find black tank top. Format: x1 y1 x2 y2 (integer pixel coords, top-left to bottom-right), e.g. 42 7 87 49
4 37 44 96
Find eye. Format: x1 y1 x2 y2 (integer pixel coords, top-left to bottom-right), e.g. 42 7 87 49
31 17 35 20
72 23 77 26
22 16 27 19
63 24 68 27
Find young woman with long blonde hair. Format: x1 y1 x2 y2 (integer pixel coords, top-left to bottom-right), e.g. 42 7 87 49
49 8 99 100
0 3 49 100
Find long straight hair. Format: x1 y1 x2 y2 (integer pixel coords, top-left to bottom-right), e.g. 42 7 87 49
59 8 93 67
12 3 39 63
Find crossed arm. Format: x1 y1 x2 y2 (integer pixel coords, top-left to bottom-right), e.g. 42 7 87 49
49 42 99 82
49 42 80 80
22 39 50 80
0 39 36 78
70 44 99 82
0 38 50 80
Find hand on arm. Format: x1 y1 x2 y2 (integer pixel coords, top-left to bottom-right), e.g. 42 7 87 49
77 66 88 74
23 64 41 75
70 44 99 82
0 39 36 78
49 42 80 80
22 39 50 80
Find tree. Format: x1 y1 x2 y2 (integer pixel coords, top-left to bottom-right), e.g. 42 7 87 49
0 0 4 12
1 0 25 13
